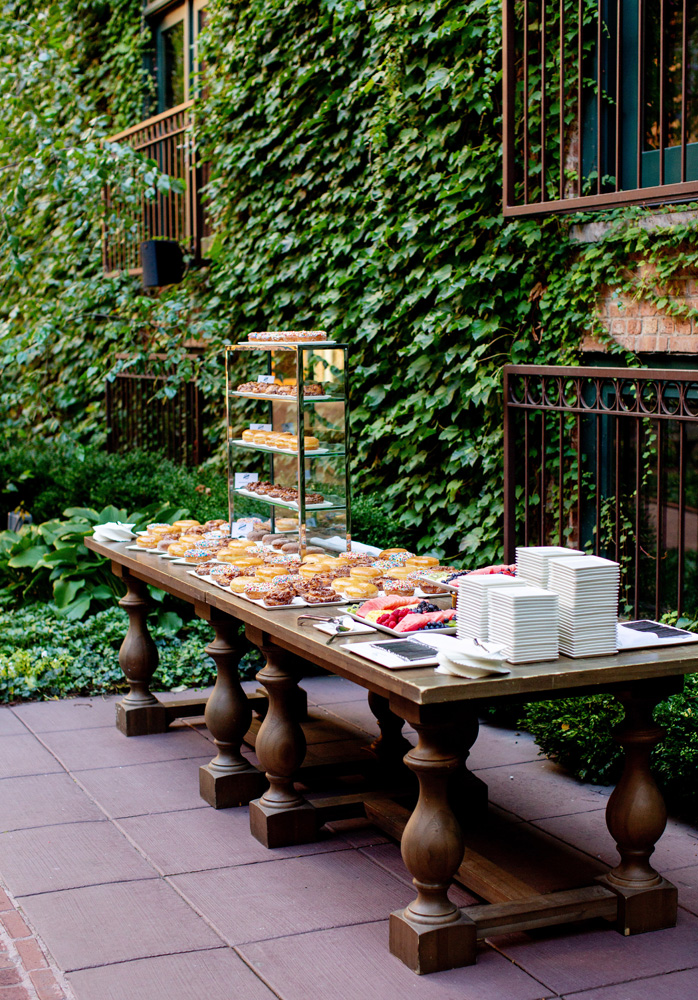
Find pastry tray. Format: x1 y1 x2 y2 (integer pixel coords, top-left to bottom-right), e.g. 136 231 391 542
185 571 348 607
235 339 338 347
231 439 337 456
231 391 338 403
235 488 338 510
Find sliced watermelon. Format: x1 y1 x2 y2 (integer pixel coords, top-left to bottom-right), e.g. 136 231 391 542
467 564 516 576
393 610 456 633
357 595 420 615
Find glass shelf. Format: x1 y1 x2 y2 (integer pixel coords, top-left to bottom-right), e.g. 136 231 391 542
234 488 346 511
229 390 343 403
231 440 346 458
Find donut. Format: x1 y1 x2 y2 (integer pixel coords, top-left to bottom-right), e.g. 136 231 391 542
255 565 282 582
218 554 263 568
229 576 258 594
167 541 190 556
405 556 440 570
381 566 414 581
332 580 379 599
263 586 296 606
172 520 201 530
194 561 219 576
383 579 416 595
136 534 158 549
350 566 383 581
157 533 180 551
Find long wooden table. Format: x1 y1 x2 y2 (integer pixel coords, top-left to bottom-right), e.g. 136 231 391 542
87 537 697 974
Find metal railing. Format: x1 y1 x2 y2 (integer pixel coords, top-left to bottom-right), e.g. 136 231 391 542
503 0 698 216
102 101 200 275
503 364 698 618
106 364 206 466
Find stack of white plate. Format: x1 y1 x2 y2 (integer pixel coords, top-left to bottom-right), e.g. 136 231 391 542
456 575 528 641
547 555 620 657
516 546 585 587
487 585 559 664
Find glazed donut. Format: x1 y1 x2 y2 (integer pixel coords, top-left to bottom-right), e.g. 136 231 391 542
349 566 383 581
229 576 258 593
332 580 379 599
136 534 158 549
405 556 440 570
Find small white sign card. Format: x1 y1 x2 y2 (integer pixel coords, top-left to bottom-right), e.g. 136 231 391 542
250 423 272 431
257 375 276 384
235 472 259 489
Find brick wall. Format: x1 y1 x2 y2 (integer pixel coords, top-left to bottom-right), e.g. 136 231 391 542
581 275 698 355
574 211 698 357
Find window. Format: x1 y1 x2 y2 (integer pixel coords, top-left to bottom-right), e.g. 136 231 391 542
503 0 698 215
146 0 207 114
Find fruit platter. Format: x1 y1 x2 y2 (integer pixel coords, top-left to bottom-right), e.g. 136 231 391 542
346 596 457 637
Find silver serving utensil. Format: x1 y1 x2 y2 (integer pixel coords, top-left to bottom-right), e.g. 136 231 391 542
297 614 345 627
324 617 356 644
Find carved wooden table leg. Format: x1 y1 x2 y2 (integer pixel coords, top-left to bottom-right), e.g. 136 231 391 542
366 692 412 776
450 706 488 824
248 644 317 848
199 612 267 808
115 571 167 737
596 683 678 934
390 708 476 974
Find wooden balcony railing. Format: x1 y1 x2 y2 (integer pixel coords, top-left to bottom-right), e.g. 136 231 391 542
102 101 202 276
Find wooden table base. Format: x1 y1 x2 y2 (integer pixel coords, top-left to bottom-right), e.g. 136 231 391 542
199 611 268 807
87 540 689 977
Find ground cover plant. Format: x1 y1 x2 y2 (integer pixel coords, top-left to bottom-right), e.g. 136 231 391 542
0 603 210 703
0 602 267 704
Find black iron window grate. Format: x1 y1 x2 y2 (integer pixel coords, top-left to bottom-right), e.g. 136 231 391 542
504 364 698 618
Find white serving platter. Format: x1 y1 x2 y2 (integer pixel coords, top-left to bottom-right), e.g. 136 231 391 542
230 391 338 403
235 488 337 510
231 439 337 456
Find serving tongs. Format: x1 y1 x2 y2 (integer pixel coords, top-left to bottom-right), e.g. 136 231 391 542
297 614 356 644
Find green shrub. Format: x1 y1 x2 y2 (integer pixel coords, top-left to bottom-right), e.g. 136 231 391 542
521 676 698 816
0 602 263 703
0 444 228 526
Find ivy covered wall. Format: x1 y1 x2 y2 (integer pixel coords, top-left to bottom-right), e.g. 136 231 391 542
2 0 698 557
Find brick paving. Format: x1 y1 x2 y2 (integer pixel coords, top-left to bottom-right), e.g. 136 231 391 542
0 885 73 1000
0 679 697 1000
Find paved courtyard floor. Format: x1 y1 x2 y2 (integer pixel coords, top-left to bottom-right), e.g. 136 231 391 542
1 674 697 1000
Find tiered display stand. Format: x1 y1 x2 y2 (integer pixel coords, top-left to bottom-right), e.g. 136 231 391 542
226 337 350 556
